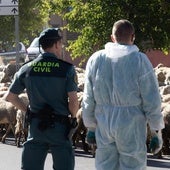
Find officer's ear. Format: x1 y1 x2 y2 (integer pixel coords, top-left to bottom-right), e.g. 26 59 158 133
55 40 61 49
54 41 59 49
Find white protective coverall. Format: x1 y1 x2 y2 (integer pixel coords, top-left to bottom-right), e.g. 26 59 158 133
82 42 165 170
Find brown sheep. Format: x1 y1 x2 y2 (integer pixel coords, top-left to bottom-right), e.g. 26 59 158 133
71 107 97 157
161 105 170 155
15 93 29 147
0 62 21 83
0 99 17 143
72 107 89 153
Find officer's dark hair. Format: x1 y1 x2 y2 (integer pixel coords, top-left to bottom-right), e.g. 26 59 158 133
39 38 59 50
39 28 62 50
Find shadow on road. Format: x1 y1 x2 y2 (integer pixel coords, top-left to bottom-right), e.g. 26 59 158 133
75 149 94 158
1 137 170 169
75 149 170 168
147 155 170 168
1 137 17 147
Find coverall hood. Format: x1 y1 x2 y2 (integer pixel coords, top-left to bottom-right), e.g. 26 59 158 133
105 42 139 58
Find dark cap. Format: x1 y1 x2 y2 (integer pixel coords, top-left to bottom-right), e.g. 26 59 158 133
39 28 62 43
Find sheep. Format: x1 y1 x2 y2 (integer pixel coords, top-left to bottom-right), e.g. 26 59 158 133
0 62 20 83
15 93 29 147
0 84 8 97
146 103 170 158
72 107 89 153
15 109 28 147
0 99 17 143
71 106 97 157
161 105 170 155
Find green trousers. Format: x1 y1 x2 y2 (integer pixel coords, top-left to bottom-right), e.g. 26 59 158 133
21 119 74 170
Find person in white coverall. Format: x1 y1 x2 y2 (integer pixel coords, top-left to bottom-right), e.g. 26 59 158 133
82 19 165 170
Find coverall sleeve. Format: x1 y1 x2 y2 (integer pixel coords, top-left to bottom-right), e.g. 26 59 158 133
82 56 97 129
139 53 165 131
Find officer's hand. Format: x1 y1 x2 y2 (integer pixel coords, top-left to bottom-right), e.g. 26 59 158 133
86 129 96 145
24 105 31 128
68 117 78 141
70 117 78 128
149 130 163 155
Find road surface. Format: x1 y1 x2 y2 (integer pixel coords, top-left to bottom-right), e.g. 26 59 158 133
0 138 169 170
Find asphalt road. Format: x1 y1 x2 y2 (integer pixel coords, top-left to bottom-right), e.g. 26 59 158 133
0 138 169 170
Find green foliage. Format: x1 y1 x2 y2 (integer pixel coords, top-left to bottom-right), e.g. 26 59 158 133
1 0 169 60
0 0 51 48
50 0 170 60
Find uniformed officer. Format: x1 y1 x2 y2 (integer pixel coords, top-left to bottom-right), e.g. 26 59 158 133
4 28 79 170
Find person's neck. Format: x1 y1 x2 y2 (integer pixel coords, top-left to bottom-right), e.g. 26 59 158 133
115 40 134 45
44 48 61 58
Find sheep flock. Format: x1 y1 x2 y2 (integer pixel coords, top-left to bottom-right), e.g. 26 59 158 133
0 59 169 158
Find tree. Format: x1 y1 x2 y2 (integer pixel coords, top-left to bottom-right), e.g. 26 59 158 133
0 0 51 49
50 0 170 62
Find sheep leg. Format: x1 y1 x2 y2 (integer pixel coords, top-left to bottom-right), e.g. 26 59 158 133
1 124 11 143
